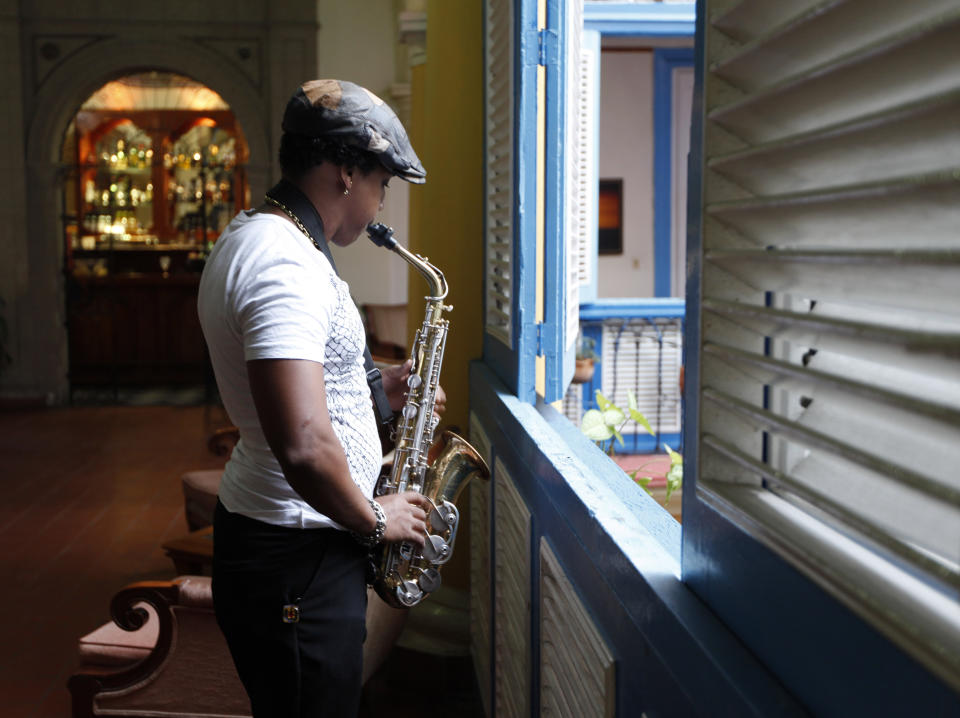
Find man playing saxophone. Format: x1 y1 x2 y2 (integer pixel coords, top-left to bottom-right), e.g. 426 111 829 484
198 79 437 717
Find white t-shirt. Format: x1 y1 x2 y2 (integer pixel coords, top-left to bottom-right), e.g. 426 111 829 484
197 210 381 529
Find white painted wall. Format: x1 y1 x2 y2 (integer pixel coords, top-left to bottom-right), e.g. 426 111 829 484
597 50 654 298
317 0 412 306
329 179 411 307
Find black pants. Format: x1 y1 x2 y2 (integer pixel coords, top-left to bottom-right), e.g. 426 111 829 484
212 501 369 718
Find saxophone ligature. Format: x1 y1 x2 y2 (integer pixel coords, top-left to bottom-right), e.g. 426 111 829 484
366 222 490 608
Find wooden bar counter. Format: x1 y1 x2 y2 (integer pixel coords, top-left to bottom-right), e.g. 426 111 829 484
67 269 208 388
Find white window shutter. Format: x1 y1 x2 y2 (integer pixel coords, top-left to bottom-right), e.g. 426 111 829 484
558 0 586 395
696 0 960 689
484 0 514 348
577 29 600 304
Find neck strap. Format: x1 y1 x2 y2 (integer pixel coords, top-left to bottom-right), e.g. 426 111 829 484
264 179 336 266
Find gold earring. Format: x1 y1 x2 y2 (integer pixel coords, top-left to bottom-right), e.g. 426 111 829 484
343 188 350 196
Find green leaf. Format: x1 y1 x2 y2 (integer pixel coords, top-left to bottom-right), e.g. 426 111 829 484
629 408 654 436
623 390 654 434
602 406 625 428
581 409 613 441
664 462 683 503
664 444 683 466
630 472 653 495
595 390 614 412
612 426 624 446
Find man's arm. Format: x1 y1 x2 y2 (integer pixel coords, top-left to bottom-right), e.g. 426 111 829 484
247 358 429 545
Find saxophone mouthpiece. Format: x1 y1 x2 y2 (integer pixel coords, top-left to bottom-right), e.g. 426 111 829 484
367 222 398 250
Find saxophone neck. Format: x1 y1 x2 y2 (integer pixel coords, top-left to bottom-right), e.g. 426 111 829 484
395 243 449 301
367 222 448 301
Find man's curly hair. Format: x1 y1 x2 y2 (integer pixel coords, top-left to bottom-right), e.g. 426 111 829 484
278 133 381 179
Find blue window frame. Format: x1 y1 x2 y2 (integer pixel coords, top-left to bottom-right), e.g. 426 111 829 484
653 47 693 298
542 0 574 403
585 2 695 37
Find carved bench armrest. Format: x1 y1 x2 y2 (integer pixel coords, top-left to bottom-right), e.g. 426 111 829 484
207 427 240 457
69 576 215 718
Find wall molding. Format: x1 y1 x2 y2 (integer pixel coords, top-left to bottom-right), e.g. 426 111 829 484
584 2 695 37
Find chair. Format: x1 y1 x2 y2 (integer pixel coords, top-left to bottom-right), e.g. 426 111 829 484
70 575 410 717
69 575 250 718
181 427 237 531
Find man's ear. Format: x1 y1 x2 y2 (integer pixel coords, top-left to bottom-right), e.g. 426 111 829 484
338 165 353 192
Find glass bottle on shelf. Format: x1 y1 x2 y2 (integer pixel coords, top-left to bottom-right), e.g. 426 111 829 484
167 122 238 245
80 120 155 250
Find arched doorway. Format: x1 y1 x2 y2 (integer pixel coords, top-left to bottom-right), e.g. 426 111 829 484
19 33 278 404
61 71 250 399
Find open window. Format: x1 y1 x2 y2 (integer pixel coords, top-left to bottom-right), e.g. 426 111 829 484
556 6 696 512
684 0 960 704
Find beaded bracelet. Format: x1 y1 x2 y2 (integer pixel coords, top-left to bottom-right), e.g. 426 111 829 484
352 497 386 548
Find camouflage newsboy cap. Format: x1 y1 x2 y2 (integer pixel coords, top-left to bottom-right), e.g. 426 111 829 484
282 79 426 184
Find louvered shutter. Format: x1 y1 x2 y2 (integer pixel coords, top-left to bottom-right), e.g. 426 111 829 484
576 30 600 303
484 0 540 402
544 0 588 402
692 0 960 687
484 0 514 348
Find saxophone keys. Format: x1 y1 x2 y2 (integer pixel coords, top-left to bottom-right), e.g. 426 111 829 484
397 580 424 607
428 504 457 532
418 567 442 593
420 533 451 563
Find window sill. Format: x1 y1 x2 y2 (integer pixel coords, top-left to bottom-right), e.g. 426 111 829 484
701 480 960 693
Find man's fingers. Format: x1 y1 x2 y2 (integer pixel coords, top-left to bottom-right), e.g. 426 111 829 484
402 491 433 512
386 358 413 379
379 492 434 545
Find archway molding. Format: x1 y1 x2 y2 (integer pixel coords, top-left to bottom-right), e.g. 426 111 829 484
24 37 273 401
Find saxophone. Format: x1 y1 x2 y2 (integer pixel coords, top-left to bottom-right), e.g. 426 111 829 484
366 222 490 608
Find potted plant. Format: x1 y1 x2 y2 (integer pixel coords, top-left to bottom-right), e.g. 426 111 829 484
573 333 598 384
581 389 683 510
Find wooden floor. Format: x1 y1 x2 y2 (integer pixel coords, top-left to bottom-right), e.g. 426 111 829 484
0 403 231 717
0 402 485 717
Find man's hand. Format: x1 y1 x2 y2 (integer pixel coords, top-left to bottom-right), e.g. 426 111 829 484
381 359 413 412
376 492 432 546
380 359 447 417
432 383 447 417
